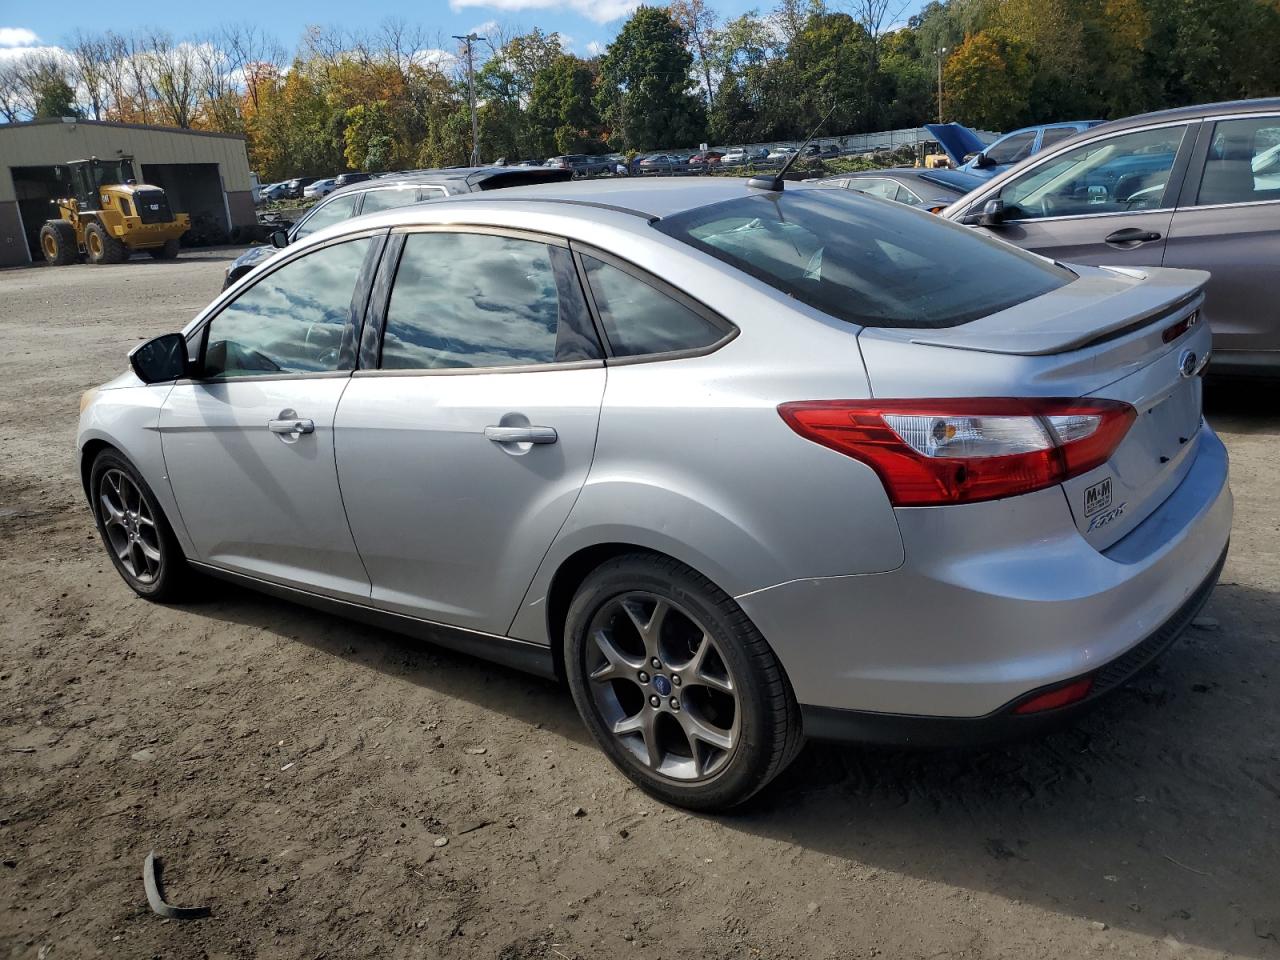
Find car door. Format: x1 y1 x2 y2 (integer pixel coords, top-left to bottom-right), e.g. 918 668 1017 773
159 231 384 601
959 122 1198 268
333 228 606 634
1162 113 1280 359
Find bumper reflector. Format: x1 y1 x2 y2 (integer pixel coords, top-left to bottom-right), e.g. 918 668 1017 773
1013 676 1095 715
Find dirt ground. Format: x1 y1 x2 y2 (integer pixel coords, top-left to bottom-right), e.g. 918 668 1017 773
1 249 1277 960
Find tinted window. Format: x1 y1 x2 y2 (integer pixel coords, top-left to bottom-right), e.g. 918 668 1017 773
1196 117 1280 205
1001 125 1187 220
204 237 371 377
847 178 900 201
294 194 358 239
359 187 420 214
1039 127 1078 148
984 131 1036 165
655 190 1072 329
381 232 600 370
582 256 725 356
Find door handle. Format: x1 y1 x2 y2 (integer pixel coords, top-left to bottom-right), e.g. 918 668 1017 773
1105 227 1162 246
268 417 314 435
484 425 558 444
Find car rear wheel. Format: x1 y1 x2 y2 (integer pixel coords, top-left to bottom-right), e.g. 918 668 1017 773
89 450 191 601
564 553 803 810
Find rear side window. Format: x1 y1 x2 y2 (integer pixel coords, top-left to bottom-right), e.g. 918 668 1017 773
381 232 601 370
655 190 1072 329
359 187 419 214
1195 117 1280 205
1039 127 1078 148
294 194 358 239
984 131 1036 165
581 255 726 356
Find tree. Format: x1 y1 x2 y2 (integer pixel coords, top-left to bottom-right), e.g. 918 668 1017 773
942 29 1031 129
596 6 706 151
669 0 720 108
529 55 604 156
34 74 79 119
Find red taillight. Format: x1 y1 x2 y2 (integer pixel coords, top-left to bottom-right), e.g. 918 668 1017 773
778 398 1136 506
1013 676 1094 714
1162 309 1199 343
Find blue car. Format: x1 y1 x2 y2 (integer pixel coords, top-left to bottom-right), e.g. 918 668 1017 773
926 120 1104 179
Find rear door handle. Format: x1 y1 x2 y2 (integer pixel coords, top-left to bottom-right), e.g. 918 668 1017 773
1105 228 1162 246
484 425 558 444
268 417 314 435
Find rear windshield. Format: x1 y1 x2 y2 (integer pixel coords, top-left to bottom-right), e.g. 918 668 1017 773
654 189 1073 328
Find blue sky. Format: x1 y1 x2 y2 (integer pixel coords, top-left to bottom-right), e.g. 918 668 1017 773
5 0 929 62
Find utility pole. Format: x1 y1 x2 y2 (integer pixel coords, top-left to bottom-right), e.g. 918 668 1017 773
934 47 947 124
453 32 484 167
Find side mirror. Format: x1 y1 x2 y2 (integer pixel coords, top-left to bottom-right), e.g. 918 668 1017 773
129 333 191 384
978 198 1006 227
270 229 290 249
971 152 994 169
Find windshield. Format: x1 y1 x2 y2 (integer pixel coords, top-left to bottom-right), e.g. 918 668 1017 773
654 189 1073 329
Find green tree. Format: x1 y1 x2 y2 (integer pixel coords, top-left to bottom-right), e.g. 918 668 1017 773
596 6 705 150
529 55 604 156
343 101 397 171
33 74 79 119
943 29 1032 129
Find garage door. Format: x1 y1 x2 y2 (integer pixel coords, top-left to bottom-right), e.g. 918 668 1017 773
141 163 229 245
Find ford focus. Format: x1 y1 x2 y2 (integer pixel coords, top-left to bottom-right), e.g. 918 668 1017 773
78 178 1231 810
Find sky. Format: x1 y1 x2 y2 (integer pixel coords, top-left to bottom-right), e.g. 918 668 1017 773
2 0 929 64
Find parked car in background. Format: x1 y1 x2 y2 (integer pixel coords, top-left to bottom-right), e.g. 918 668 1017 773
303 178 337 199
943 97 1280 376
721 147 770 166
544 155 612 177
814 167 986 212
334 172 373 188
285 176 321 199
87 177 1229 811
927 121 1104 179
689 151 725 166
639 154 685 173
767 146 798 162
260 182 291 203
222 165 574 288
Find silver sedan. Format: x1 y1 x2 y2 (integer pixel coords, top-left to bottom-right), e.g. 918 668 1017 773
78 178 1232 810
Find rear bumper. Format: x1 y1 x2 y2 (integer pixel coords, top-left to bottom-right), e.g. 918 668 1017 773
800 543 1226 745
738 423 1232 723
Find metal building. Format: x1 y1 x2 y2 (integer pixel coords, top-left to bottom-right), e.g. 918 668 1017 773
0 117 256 267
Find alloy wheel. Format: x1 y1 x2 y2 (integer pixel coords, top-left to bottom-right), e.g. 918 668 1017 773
584 592 740 781
98 469 162 584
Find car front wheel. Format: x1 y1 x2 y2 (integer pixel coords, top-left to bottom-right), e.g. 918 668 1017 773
564 553 803 810
89 450 191 601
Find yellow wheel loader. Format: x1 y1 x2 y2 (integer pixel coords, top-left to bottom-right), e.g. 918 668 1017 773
39 157 190 266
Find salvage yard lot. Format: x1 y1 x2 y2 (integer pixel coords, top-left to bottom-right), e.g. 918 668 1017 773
1 250 1277 960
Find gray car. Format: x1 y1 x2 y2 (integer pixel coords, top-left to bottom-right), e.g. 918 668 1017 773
224 166 574 288
944 97 1280 376
79 178 1231 810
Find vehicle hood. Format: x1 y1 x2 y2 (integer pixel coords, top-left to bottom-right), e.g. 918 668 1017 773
924 123 989 168
863 264 1209 356
229 243 278 274
916 168 987 194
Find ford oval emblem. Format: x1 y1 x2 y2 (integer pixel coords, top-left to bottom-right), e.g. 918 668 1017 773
1178 350 1198 378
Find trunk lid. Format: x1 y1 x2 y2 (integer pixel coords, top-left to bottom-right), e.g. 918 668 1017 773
857 265 1210 550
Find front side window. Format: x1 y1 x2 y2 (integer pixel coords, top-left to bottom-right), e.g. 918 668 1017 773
983 131 1036 166
359 188 420 214
656 190 1071 329
203 237 371 378
1000 125 1188 220
1196 117 1280 205
293 194 358 239
581 256 725 357
380 232 601 370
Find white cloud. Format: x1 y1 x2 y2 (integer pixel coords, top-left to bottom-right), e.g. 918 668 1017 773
448 0 639 26
585 40 605 56
414 47 458 70
0 43 65 64
468 20 501 38
0 27 39 47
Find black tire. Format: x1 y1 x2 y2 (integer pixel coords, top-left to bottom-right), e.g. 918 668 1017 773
564 553 803 811
89 449 192 602
149 238 180 260
84 221 127 264
39 221 77 265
